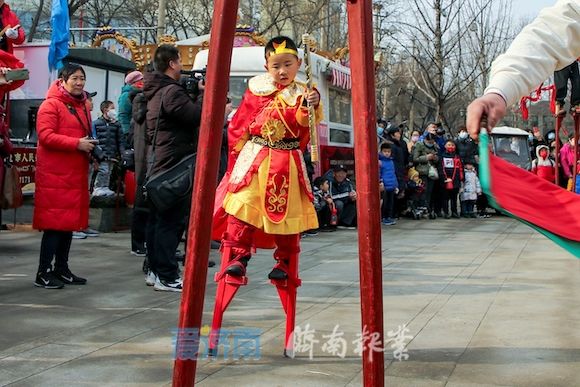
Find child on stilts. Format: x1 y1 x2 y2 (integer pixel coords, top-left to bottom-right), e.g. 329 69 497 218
214 36 323 281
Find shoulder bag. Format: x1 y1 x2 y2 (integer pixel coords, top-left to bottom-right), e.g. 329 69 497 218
1 160 23 209
143 86 196 212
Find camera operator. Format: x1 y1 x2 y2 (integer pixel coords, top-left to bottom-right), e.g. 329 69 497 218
421 122 446 155
142 45 202 292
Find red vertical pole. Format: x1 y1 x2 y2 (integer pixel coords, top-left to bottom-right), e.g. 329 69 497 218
346 0 385 386
172 1 239 385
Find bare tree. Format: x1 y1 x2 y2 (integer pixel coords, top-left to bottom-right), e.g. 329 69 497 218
394 0 514 130
28 0 46 42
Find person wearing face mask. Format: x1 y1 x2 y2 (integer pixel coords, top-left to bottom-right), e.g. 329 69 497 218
412 133 440 219
456 125 478 165
376 118 387 144
438 140 464 218
531 144 556 183
92 100 124 197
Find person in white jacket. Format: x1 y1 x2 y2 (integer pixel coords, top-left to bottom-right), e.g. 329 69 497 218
467 0 580 138
460 161 482 218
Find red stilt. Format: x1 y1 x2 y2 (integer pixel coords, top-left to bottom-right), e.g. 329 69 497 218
270 252 301 357
209 246 248 356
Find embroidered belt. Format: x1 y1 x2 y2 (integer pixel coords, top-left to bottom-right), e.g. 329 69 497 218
251 136 299 150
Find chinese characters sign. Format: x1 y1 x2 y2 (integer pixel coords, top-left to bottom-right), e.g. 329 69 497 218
7 147 36 188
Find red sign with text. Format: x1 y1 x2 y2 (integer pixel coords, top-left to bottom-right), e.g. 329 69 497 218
7 147 36 188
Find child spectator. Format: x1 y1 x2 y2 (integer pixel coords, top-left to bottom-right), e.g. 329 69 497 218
460 160 481 218
313 177 336 231
406 168 426 219
439 139 463 218
531 144 555 183
379 143 399 225
92 101 124 197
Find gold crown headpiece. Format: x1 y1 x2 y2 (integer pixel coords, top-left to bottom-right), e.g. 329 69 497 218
268 40 299 58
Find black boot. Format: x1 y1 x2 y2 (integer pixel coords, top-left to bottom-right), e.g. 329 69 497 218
225 255 250 277
268 259 289 280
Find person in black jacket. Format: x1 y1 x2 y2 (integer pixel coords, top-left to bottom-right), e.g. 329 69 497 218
92 100 124 197
456 126 478 164
142 45 202 292
129 90 148 257
384 124 409 216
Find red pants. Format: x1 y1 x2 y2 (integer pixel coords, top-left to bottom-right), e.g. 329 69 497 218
223 216 300 262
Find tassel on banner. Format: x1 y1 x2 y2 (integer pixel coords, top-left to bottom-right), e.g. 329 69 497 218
519 84 556 120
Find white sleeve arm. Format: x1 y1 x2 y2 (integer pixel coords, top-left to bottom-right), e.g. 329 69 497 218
484 0 580 106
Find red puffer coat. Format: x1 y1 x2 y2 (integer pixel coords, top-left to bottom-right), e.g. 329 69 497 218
33 81 91 231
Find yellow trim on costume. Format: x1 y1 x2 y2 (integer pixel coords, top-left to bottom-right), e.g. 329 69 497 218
269 40 299 58
233 131 250 153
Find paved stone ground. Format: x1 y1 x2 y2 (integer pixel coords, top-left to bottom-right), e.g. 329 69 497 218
0 216 579 386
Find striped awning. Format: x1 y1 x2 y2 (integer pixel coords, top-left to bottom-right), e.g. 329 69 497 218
331 66 351 90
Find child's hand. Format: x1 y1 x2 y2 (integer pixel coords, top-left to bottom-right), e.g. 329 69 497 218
304 90 320 106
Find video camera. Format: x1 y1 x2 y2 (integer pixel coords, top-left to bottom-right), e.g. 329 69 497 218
180 68 206 100
435 122 445 136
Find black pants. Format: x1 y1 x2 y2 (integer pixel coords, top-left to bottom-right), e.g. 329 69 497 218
462 200 475 215
131 206 149 252
38 230 73 273
316 204 331 228
442 188 459 215
477 193 489 215
381 189 395 219
335 199 357 227
555 62 580 106
146 198 189 282
421 176 435 212
432 180 444 214
131 182 149 252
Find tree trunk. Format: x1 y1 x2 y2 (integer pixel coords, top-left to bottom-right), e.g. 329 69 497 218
28 0 45 42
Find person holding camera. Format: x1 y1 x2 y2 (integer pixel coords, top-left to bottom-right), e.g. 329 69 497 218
142 45 202 292
92 100 124 197
33 63 95 289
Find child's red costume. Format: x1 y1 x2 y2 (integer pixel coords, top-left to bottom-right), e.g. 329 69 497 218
210 70 323 356
213 73 322 260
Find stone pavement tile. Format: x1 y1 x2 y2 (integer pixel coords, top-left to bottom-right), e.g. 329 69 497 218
49 307 180 347
446 382 514 387
467 317 580 349
0 343 101 385
383 375 446 387
484 295 580 322
8 337 176 387
385 351 459 382
447 351 580 386
196 359 361 387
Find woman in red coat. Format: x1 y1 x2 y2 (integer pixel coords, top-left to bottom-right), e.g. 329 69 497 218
33 63 98 289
